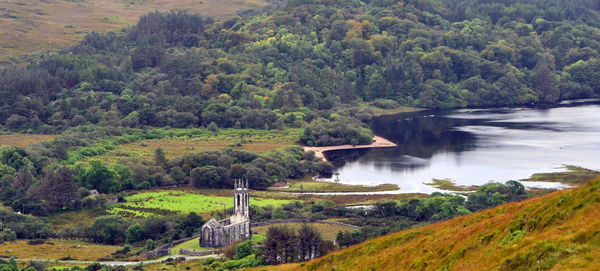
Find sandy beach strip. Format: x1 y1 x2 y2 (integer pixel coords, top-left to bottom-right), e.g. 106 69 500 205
303 136 397 161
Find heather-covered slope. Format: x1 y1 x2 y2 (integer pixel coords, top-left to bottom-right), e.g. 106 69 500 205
260 178 600 271
0 0 266 62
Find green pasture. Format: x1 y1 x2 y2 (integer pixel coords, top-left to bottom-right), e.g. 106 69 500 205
108 190 294 217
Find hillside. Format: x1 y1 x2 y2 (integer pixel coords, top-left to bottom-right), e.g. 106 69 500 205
2 0 600 134
0 0 266 63
258 177 600 271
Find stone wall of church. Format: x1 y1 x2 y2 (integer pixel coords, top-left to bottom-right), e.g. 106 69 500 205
223 221 251 245
201 220 251 248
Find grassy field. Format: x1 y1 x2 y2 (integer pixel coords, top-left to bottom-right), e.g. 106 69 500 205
256 178 600 271
0 0 267 63
88 128 301 164
49 208 109 229
0 240 120 260
252 222 356 241
0 134 57 147
270 179 400 193
109 190 294 217
170 238 213 255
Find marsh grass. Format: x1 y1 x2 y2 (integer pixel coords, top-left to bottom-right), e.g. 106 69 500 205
522 165 599 185
423 179 478 192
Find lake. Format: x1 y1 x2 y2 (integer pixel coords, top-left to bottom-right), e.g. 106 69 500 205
321 100 600 194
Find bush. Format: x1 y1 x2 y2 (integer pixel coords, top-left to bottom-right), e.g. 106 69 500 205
1 229 17 242
234 240 254 259
222 254 263 269
145 239 156 250
87 216 129 245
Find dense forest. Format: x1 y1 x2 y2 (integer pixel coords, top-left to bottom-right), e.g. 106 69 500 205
1 0 600 134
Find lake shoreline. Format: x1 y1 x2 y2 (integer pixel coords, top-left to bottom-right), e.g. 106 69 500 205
303 136 398 161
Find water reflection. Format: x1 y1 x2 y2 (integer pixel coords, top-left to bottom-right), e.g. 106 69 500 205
322 101 600 193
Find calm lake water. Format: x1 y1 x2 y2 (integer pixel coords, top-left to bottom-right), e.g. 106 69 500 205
321 100 600 194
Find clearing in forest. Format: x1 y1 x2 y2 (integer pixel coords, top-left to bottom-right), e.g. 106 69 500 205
90 128 302 164
0 134 57 147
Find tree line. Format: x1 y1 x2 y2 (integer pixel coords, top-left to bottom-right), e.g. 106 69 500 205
0 137 334 216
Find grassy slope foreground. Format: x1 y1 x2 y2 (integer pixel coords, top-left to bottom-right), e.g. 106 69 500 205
259 178 600 271
0 0 266 62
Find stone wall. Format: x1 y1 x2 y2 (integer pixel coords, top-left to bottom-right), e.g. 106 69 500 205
145 248 170 258
251 219 359 229
179 249 219 256
144 234 201 258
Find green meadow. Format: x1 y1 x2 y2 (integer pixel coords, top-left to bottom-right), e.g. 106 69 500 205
108 190 294 217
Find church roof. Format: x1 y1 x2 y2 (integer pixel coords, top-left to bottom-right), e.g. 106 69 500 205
202 218 221 229
202 218 232 229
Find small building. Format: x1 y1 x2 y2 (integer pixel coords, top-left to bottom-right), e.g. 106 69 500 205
200 179 251 247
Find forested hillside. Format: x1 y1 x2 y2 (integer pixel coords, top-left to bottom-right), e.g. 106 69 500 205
256 177 600 271
2 0 600 133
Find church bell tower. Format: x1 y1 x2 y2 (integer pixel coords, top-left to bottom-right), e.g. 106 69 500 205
234 179 249 218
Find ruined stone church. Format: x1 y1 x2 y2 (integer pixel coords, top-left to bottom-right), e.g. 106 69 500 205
200 179 251 247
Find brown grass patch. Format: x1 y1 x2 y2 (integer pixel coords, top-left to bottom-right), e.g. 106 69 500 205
94 136 294 164
0 239 120 260
0 134 57 147
0 0 267 62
